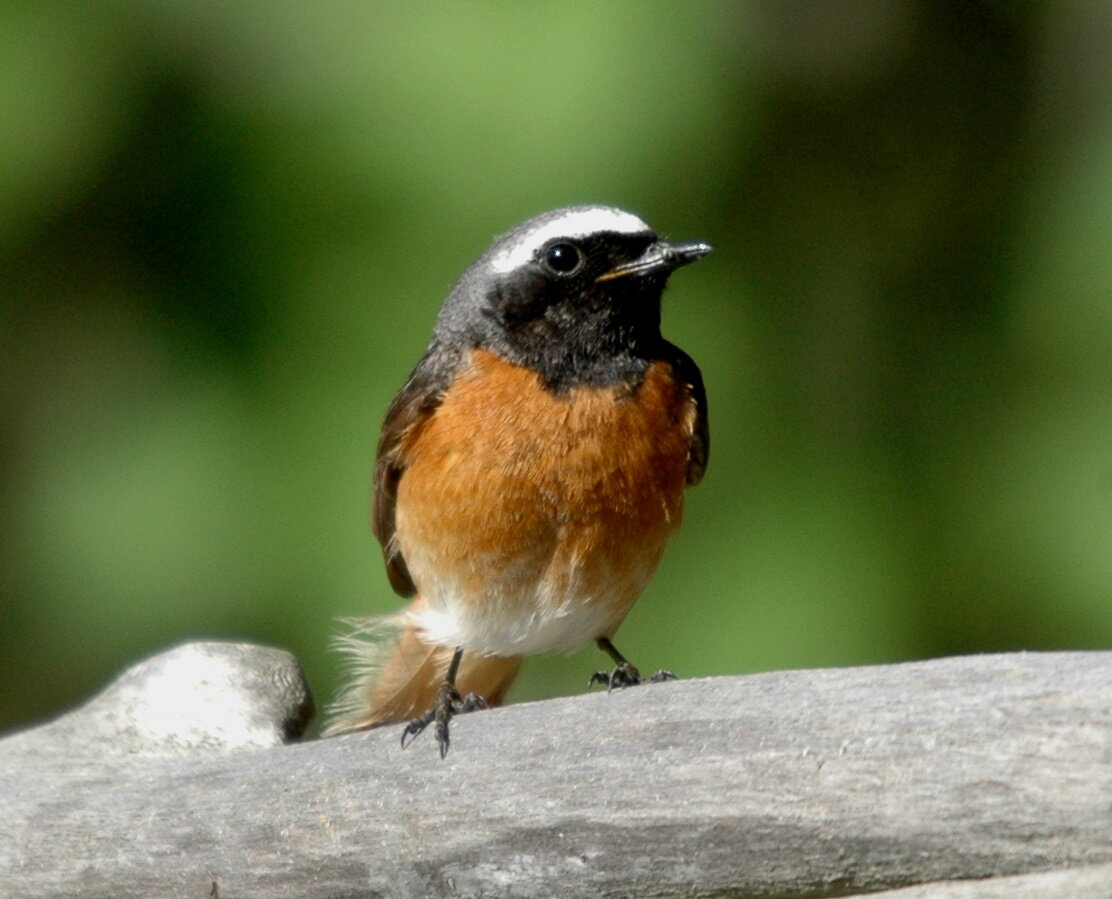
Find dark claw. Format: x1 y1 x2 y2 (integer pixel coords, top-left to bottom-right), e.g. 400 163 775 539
434 691 453 759
401 683 489 758
591 638 676 693
457 692 489 714
589 661 641 692
589 662 677 692
400 709 434 749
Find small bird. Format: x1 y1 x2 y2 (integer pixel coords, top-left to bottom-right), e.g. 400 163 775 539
325 206 710 756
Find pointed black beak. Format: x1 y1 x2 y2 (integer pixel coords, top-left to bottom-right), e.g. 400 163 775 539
595 239 713 283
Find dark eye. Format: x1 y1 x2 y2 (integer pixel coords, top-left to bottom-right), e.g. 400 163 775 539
542 242 583 276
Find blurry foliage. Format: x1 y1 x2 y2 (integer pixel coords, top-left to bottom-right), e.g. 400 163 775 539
2 1 1111 733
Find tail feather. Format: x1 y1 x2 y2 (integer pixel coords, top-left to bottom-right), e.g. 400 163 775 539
324 597 522 735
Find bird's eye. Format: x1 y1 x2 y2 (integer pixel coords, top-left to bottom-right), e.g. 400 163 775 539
541 242 583 276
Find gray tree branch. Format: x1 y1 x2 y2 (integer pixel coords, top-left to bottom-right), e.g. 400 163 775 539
2 643 1110 898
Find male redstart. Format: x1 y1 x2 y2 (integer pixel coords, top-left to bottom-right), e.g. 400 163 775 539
325 206 710 756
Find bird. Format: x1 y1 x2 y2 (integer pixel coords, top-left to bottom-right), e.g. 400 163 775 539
324 205 711 756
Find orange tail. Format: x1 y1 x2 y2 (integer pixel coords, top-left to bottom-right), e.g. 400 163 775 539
323 596 522 735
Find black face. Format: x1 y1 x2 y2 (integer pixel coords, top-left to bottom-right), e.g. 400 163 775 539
494 230 659 325
471 230 669 391
430 207 709 393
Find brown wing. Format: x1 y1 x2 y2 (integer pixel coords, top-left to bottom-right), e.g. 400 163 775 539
372 348 457 597
662 340 709 486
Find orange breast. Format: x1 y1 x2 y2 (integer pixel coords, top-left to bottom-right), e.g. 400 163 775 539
393 348 696 656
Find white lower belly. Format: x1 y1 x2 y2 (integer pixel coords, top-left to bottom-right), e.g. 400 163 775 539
409 585 627 657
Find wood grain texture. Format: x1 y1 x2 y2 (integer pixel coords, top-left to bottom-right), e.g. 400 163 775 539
1 644 1110 898
864 862 1112 898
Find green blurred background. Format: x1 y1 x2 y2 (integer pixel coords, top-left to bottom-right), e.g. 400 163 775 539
3 1 1111 735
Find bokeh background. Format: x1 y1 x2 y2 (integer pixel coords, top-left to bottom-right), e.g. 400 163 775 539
3 1 1111 735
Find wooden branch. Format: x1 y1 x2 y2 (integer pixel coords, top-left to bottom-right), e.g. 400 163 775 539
865 863 1112 899
2 642 1110 898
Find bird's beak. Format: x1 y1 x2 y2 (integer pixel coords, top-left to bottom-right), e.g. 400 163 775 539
595 239 713 283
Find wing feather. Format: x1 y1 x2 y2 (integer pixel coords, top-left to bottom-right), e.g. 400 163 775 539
372 346 458 596
661 341 709 486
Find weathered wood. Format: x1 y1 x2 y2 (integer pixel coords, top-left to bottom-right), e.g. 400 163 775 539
1 641 314 760
1 643 1109 898
865 862 1112 898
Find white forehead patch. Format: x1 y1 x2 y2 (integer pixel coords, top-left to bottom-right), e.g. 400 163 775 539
488 206 651 273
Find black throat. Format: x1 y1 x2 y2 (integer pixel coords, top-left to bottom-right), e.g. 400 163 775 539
479 285 663 392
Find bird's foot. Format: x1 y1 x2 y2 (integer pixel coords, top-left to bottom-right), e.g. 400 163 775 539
588 662 676 692
400 680 487 758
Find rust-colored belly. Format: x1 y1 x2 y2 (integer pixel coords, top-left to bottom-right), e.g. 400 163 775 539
394 348 694 656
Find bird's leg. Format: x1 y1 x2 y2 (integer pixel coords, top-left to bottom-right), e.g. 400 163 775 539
400 645 487 758
588 636 676 691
